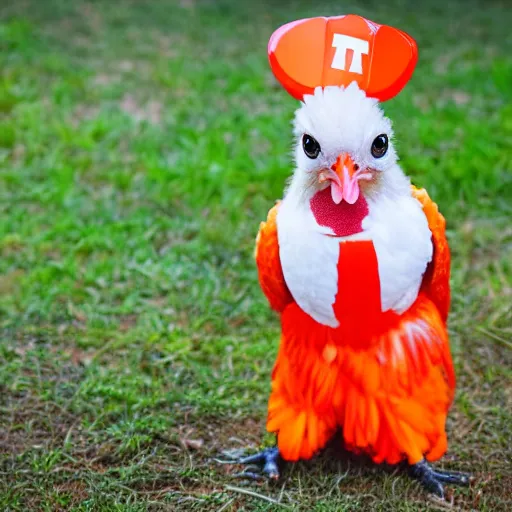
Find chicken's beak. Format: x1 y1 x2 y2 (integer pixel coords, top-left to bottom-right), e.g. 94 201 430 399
318 153 361 205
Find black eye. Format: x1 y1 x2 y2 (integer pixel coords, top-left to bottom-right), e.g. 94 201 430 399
302 134 321 159
371 134 388 158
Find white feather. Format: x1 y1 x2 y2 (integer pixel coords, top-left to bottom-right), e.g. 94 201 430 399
277 185 340 328
291 83 397 197
363 193 433 313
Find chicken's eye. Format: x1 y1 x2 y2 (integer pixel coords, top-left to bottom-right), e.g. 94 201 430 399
302 134 321 159
371 134 388 158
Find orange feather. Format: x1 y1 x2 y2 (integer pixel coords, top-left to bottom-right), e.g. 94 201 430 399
256 188 454 466
255 202 293 313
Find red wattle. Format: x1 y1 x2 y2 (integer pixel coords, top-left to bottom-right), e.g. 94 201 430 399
310 187 369 237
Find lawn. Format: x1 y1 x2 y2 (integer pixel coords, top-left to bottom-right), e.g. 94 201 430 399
0 0 511 510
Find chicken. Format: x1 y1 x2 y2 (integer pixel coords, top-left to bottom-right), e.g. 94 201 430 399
235 15 470 498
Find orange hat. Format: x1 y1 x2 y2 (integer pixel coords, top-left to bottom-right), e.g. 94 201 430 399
268 14 417 102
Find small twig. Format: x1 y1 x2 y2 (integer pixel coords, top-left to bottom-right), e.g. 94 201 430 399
134 486 177 496
476 327 512 350
224 485 291 509
216 497 235 512
426 493 455 510
328 467 350 496
278 480 286 503
232 471 264 480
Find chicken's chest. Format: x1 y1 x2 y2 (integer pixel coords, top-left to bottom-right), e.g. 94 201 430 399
276 191 433 329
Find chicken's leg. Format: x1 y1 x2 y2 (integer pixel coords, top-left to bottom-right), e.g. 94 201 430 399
237 447 281 480
409 459 471 498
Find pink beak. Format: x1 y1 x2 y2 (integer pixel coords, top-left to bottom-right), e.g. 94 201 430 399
319 154 371 205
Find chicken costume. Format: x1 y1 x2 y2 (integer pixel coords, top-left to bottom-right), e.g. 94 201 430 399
237 15 469 498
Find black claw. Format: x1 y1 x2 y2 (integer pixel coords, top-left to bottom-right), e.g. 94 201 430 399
425 473 445 498
409 459 470 498
431 468 471 486
238 451 267 465
237 447 281 480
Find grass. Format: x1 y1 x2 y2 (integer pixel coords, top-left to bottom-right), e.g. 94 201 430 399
0 0 511 510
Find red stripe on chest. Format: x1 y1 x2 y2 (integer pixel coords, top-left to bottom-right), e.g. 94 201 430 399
333 240 396 347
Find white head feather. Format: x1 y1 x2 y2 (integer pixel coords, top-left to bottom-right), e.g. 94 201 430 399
287 82 411 203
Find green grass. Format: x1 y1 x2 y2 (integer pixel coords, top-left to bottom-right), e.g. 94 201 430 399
1 0 511 510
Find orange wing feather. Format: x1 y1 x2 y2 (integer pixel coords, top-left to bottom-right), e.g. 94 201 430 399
412 186 451 323
255 203 293 313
